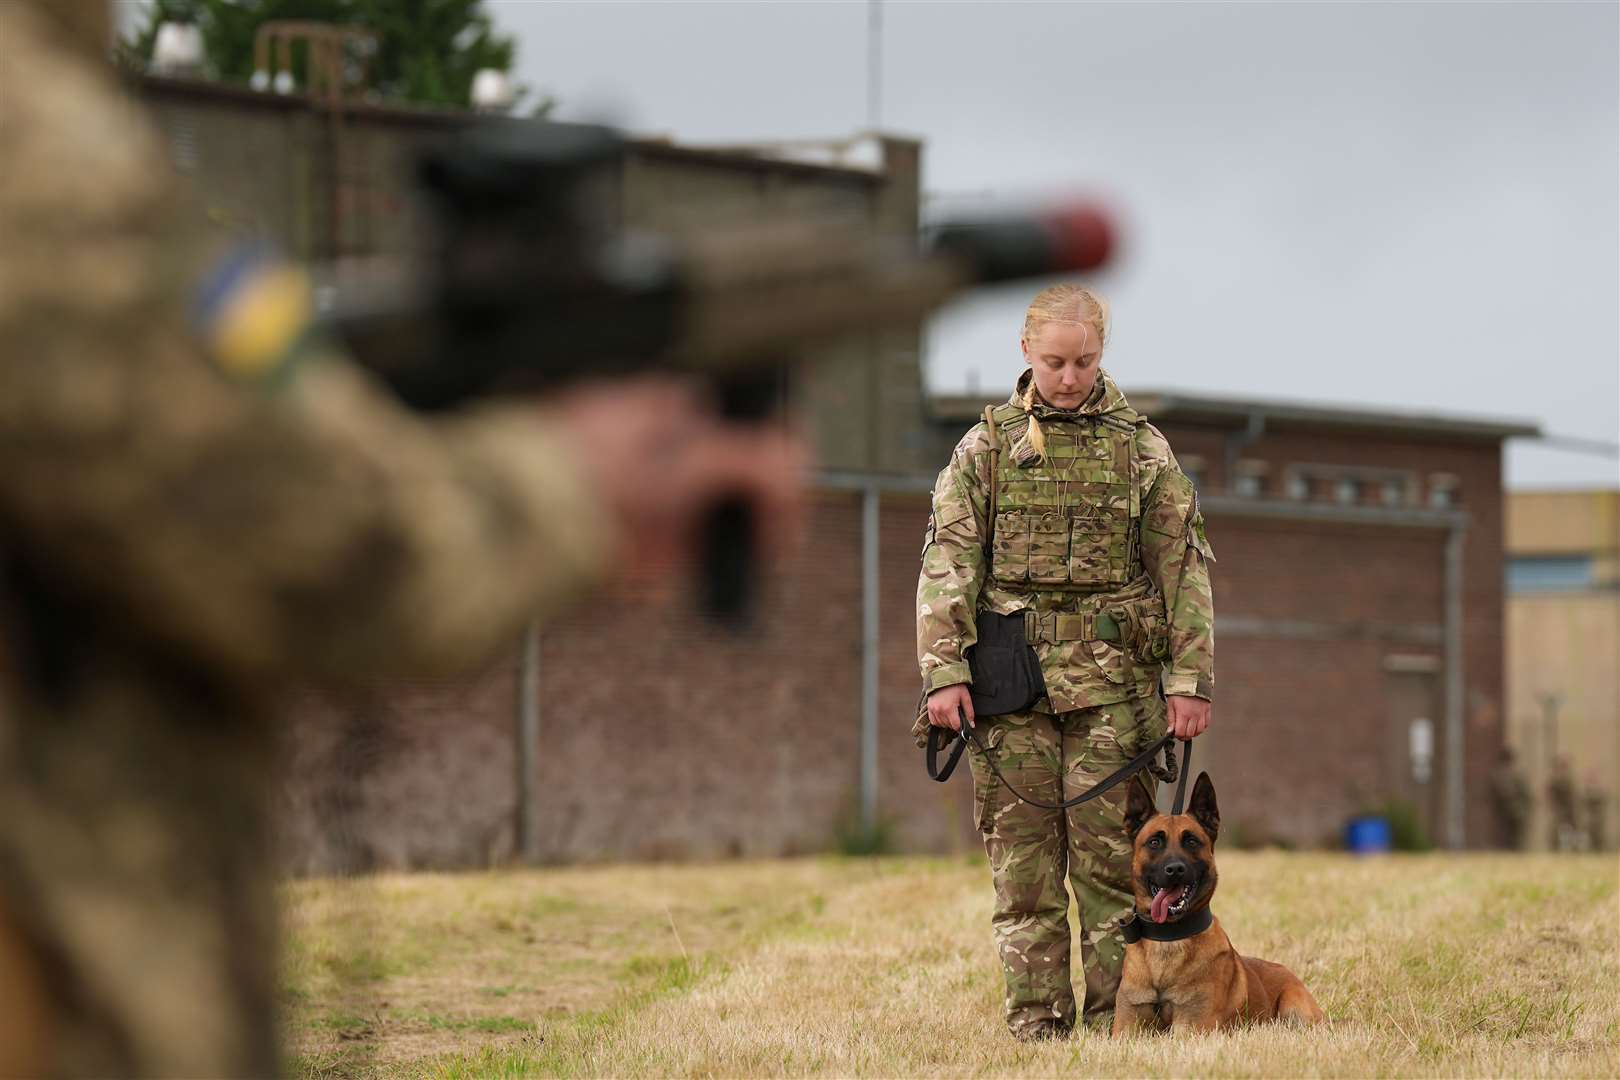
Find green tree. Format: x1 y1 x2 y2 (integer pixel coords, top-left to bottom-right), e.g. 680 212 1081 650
124 0 522 110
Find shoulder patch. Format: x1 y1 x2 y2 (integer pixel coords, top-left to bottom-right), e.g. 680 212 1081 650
952 420 994 458
193 246 318 388
989 401 1026 427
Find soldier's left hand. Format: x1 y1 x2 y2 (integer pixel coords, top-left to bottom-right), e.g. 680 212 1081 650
548 377 809 567
1167 695 1211 739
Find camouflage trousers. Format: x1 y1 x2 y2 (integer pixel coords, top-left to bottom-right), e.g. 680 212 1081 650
967 695 1165 1036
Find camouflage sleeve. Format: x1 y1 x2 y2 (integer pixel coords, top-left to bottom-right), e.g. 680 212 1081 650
1137 426 1216 700
0 51 614 682
916 427 992 692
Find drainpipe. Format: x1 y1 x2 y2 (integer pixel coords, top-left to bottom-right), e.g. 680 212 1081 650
1443 522 1467 849
861 484 881 832
1223 409 1266 492
515 620 541 862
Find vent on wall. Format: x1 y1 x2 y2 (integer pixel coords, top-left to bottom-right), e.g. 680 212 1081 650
171 119 199 174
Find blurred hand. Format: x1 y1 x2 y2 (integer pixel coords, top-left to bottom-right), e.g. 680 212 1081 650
550 377 808 569
927 684 974 733
1167 695 1211 739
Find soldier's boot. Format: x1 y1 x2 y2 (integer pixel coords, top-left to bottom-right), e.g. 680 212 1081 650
1011 1018 1072 1042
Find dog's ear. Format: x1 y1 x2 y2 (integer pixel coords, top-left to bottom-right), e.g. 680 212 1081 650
1124 778 1157 841
1188 771 1220 843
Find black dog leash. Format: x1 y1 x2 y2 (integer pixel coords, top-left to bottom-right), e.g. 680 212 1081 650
928 707 1193 813
1169 737 1192 814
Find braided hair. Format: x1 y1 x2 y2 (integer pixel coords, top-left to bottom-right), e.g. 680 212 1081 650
1019 284 1110 463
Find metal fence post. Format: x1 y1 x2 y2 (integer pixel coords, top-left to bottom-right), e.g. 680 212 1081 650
515 620 541 862
861 484 880 833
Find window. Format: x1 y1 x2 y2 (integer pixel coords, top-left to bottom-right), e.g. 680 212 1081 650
1234 460 1268 498
1282 466 1414 508
1506 556 1594 593
1428 473 1459 509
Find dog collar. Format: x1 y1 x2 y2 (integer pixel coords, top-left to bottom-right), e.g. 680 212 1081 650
1120 906 1213 944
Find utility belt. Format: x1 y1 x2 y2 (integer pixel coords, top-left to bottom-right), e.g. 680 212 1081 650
1022 595 1169 662
1023 609 1121 645
968 594 1168 716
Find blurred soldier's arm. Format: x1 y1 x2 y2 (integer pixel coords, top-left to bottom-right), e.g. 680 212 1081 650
1137 425 1216 735
0 6 799 683
916 427 992 732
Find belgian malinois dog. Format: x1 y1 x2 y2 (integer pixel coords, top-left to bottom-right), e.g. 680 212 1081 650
1113 772 1325 1034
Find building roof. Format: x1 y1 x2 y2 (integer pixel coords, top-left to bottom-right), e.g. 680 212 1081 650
135 74 886 183
929 386 1542 443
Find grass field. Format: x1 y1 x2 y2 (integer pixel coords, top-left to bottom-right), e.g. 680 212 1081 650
284 853 1619 1078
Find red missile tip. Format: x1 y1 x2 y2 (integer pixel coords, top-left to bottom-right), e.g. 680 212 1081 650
1043 206 1116 273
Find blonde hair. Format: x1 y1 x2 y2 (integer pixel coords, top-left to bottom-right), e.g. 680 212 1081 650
1019 284 1110 462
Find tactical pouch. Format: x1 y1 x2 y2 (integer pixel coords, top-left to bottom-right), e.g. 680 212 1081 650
966 610 1046 717
989 510 1030 585
1114 596 1171 664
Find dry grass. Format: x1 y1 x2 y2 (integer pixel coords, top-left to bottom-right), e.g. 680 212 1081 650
284 853 1620 1078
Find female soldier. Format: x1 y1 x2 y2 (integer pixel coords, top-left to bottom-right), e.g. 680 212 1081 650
915 284 1215 1039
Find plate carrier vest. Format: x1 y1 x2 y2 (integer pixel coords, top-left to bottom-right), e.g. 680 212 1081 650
985 399 1144 594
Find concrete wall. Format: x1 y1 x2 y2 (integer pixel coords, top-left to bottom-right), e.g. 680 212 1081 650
1505 490 1620 851
136 76 930 474
1508 489 1620 582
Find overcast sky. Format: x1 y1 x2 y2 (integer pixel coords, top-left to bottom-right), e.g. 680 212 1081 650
483 0 1617 488
120 1 1620 487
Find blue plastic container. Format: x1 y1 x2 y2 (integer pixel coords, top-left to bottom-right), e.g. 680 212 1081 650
1345 815 1392 854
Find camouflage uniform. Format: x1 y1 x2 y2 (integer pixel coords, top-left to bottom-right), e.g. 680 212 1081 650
0 5 613 1074
915 369 1214 1035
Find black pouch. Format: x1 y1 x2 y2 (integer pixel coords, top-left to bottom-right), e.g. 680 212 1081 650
966 610 1046 717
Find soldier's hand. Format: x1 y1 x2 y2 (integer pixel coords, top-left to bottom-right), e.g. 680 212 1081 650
550 377 807 567
927 684 974 732
1167 694 1211 739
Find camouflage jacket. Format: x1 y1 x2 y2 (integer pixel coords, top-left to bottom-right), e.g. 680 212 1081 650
0 6 614 1074
917 370 1214 716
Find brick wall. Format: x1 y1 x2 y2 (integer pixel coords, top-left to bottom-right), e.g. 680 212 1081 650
277 420 1510 870
277 490 978 873
1153 419 1508 849
921 400 1511 849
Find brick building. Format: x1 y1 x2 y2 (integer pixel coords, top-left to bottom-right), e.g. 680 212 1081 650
930 389 1538 850
281 384 1535 871
135 76 1536 868
134 76 965 871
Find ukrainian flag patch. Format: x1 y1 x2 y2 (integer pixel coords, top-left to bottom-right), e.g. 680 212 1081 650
193 246 317 386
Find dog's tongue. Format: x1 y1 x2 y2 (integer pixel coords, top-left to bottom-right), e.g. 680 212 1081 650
1149 885 1187 924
